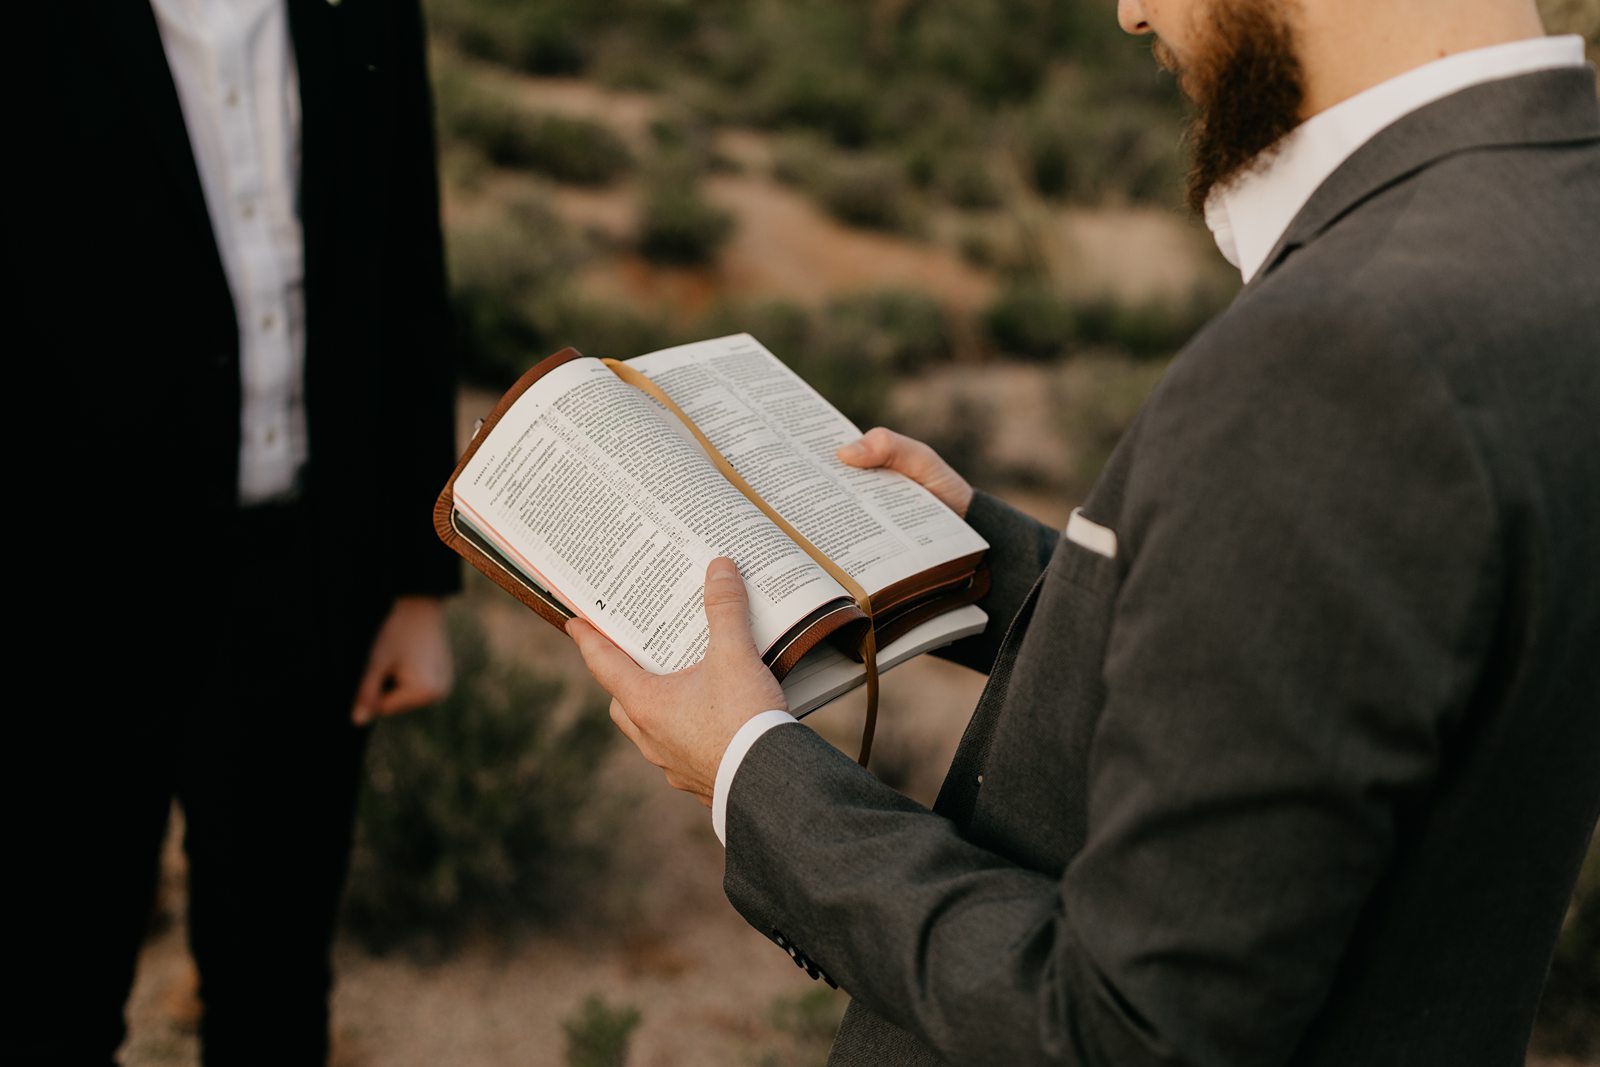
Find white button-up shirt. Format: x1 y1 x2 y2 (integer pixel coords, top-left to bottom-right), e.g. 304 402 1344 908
152 0 308 503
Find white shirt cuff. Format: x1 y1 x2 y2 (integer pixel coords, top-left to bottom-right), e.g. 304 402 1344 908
712 709 799 846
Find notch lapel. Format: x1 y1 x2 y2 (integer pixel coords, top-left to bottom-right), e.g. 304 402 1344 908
99 1 222 272
1252 65 1600 286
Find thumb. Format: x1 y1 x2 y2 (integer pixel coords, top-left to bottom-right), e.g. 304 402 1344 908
703 557 758 659
569 618 649 701
351 656 388 725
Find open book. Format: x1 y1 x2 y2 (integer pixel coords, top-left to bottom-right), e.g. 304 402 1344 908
434 334 989 717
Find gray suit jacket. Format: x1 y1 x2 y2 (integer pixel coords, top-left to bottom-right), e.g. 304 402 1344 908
723 67 1600 1066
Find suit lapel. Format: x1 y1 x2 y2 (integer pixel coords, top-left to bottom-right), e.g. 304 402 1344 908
1252 66 1600 286
100 2 220 264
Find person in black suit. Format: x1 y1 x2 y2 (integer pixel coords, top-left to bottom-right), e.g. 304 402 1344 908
15 1 460 1063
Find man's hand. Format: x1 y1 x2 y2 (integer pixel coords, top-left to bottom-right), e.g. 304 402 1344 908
569 557 786 807
352 596 453 725
837 426 974 518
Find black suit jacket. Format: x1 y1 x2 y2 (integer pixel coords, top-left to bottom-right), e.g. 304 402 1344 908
20 0 460 620
722 66 1600 1066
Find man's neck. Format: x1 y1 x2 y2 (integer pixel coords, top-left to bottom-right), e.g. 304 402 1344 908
1294 0 1548 117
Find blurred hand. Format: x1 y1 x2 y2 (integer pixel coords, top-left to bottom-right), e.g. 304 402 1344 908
837 426 974 518
352 596 453 725
569 557 786 807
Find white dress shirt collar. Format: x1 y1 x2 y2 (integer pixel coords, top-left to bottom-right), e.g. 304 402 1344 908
1206 34 1587 283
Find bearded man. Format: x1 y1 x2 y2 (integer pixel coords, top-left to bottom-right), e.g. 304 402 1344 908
573 0 1600 1063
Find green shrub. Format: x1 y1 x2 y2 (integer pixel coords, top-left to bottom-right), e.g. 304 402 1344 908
754 64 878 149
984 284 1227 363
1052 352 1171 496
447 191 592 384
1532 835 1600 1059
822 291 952 374
770 987 846 1047
434 72 631 185
1074 288 1226 359
771 134 831 188
541 296 667 363
816 155 921 234
931 152 1004 209
564 996 643 1067
342 608 618 956
983 284 1081 361
638 164 736 266
1024 96 1184 205
428 0 592 74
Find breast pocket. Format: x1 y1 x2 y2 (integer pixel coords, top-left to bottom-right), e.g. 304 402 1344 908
1049 507 1123 599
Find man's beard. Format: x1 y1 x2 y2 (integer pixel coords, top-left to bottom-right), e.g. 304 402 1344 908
1155 0 1307 215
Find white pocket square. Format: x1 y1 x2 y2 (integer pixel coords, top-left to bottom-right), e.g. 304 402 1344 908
1065 507 1118 559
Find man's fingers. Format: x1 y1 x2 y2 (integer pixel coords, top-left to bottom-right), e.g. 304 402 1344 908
351 662 387 725
703 557 759 659
373 676 444 716
570 618 648 701
838 426 972 517
608 697 643 746
837 426 895 469
840 427 931 478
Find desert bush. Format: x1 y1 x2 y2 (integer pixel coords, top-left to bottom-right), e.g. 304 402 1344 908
542 296 667 363
433 69 631 184
637 162 736 266
428 0 594 74
897 2 1055 105
983 284 1081 361
985 284 1227 363
753 63 878 149
1051 352 1171 496
447 190 592 383
768 987 847 1061
1532 835 1600 1059
822 291 952 375
1024 99 1184 205
771 134 831 189
342 608 618 956
564 995 643 1067
816 155 922 234
1074 288 1228 359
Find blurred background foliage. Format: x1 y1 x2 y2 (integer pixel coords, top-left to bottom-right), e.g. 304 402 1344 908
344 608 618 957
330 0 1598 1059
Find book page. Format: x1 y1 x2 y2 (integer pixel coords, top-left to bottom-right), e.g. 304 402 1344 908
782 605 988 718
453 358 848 673
628 335 988 597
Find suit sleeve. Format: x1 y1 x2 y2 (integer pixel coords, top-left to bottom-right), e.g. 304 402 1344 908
934 488 1061 675
377 0 461 598
721 303 1503 1066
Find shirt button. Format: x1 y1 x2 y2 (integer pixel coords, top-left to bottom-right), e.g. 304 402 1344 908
261 313 276 331
241 201 257 220
224 87 240 107
266 427 278 445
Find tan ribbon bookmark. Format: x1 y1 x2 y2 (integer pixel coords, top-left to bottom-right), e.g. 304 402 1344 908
603 359 881 768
